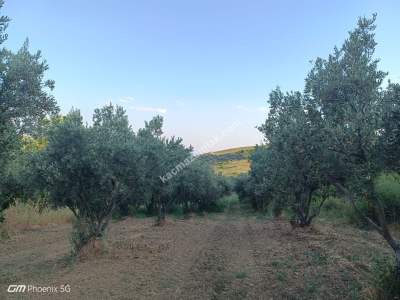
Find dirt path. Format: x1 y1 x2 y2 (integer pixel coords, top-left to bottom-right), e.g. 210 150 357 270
176 220 262 299
0 213 391 299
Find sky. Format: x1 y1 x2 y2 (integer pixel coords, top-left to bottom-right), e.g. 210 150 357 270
3 0 400 151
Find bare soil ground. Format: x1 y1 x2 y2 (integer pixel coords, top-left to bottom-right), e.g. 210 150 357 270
0 212 391 299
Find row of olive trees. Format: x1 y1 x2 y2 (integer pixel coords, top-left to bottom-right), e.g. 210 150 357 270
239 15 400 272
18 105 228 252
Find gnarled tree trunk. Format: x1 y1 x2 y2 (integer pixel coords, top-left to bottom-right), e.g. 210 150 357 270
331 179 400 277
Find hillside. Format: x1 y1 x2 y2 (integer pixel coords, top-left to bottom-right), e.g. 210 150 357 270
203 146 255 176
211 146 255 157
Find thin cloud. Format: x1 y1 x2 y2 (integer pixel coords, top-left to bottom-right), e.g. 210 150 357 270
130 106 167 114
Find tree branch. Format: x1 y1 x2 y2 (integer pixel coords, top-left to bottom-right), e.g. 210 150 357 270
329 178 383 234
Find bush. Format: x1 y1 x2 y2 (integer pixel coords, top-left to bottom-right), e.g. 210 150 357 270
320 197 351 219
70 218 106 258
70 218 93 254
208 194 239 213
234 175 266 211
172 160 227 214
375 172 400 223
328 173 400 228
372 256 400 299
234 174 250 200
216 175 234 196
320 197 373 227
271 198 285 217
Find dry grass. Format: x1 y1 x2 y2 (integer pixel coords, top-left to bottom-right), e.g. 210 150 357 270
3 201 73 231
214 159 250 176
0 212 391 299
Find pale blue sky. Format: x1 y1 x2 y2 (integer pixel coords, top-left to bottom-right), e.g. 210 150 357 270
3 0 400 151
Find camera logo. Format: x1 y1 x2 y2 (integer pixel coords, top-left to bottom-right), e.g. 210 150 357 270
7 285 26 293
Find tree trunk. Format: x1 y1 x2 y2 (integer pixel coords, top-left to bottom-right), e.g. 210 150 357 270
162 204 167 220
156 199 166 226
184 201 189 214
292 191 313 227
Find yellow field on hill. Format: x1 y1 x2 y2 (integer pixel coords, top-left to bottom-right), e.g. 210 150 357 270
210 146 254 176
211 146 255 157
214 159 250 176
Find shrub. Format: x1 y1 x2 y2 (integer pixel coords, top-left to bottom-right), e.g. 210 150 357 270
320 197 374 228
172 159 226 214
70 218 93 254
372 256 400 299
320 197 351 219
375 172 400 223
330 173 400 228
234 174 250 200
208 194 239 213
271 198 286 217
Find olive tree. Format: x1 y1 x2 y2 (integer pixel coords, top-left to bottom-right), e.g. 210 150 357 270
257 89 329 225
38 105 136 252
173 159 225 213
305 15 400 273
135 116 191 225
236 146 273 212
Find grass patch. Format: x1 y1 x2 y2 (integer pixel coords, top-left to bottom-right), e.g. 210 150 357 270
133 210 148 219
371 255 400 299
171 207 185 220
206 194 241 214
304 277 318 295
271 256 294 269
305 249 328 265
235 271 247 279
218 194 240 212
0 224 9 240
4 201 73 229
276 270 287 282
319 197 369 228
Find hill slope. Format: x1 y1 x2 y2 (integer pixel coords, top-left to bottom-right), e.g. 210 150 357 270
203 146 255 176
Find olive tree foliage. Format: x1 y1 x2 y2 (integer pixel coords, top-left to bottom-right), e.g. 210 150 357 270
173 159 226 213
0 1 58 219
250 90 329 225
304 15 400 273
135 116 192 225
131 117 227 221
154 137 192 224
379 83 400 172
235 146 276 213
36 105 137 251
